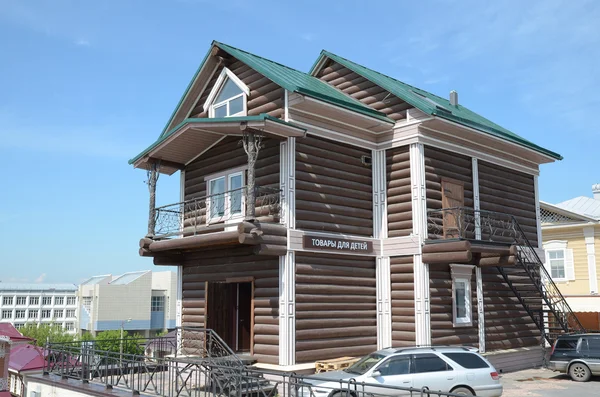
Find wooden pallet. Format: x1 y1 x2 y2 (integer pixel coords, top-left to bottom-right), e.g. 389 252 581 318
315 356 358 373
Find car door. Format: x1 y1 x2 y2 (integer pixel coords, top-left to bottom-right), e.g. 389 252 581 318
366 356 412 396
582 337 600 374
410 353 457 393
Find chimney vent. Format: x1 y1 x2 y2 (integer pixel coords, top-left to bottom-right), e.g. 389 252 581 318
449 90 458 106
593 184 600 200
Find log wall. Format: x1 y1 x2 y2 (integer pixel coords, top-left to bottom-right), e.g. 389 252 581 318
316 60 411 121
190 57 284 118
477 161 538 247
295 253 377 363
184 136 280 224
482 267 542 351
295 135 373 236
429 264 479 347
386 146 412 237
181 246 279 364
390 256 415 346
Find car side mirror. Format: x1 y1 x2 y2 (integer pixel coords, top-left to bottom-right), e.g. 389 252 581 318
371 370 382 378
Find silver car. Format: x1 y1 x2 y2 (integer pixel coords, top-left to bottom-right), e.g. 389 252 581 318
298 347 502 397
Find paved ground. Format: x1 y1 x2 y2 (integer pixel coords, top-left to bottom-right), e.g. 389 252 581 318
500 368 600 396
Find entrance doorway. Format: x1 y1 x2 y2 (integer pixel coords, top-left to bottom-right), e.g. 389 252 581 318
206 281 252 353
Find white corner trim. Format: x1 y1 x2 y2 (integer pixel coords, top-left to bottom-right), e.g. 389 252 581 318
376 257 392 349
202 67 250 111
583 226 599 294
372 150 387 241
476 266 485 353
534 176 542 248
279 252 296 366
284 89 290 122
472 158 481 240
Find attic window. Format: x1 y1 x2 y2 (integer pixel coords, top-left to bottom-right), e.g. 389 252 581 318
203 67 250 118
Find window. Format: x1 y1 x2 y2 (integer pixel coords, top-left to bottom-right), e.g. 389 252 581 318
15 310 25 319
207 169 245 222
450 264 474 327
67 297 76 305
28 309 39 319
42 297 52 305
555 338 578 349
29 297 39 305
2 310 12 319
65 323 74 331
54 309 64 319
413 354 453 373
377 356 411 376
14 323 24 330
55 297 64 305
16 296 26 305
204 67 249 118
442 353 489 369
151 296 164 312
82 297 92 311
543 241 574 281
66 309 76 318
41 309 51 319
3 297 13 305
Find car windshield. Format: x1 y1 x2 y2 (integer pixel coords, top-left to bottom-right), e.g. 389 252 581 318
344 353 386 375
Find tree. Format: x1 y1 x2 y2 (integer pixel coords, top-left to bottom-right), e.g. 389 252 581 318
20 323 75 347
94 330 144 355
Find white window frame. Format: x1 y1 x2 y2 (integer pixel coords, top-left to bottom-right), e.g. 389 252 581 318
66 296 76 305
203 67 250 118
205 167 246 224
450 264 474 327
543 240 574 282
29 296 39 305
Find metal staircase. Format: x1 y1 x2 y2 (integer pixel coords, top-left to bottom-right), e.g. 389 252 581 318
496 216 586 344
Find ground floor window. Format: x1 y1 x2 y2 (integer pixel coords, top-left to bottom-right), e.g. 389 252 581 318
450 264 474 327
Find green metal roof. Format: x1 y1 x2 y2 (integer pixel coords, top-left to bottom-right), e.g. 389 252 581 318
129 114 306 165
312 51 562 160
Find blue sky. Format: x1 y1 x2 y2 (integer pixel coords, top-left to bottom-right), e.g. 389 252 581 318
1 0 599 283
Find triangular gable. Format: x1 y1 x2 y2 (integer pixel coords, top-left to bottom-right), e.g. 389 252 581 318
540 201 596 224
311 50 562 161
159 41 392 139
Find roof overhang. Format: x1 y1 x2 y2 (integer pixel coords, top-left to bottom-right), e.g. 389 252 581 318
540 201 598 223
130 114 306 175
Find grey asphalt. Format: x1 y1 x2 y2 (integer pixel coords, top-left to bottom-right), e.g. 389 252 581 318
500 368 600 397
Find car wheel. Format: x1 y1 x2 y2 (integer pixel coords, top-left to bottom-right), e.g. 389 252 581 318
450 387 474 396
569 363 591 382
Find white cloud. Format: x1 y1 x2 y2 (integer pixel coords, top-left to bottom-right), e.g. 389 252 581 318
34 273 47 283
301 33 316 42
75 38 90 46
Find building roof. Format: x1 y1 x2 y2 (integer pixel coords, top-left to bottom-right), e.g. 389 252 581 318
0 324 34 343
555 196 600 220
0 283 77 292
80 275 111 286
9 344 46 372
311 50 562 161
109 271 149 285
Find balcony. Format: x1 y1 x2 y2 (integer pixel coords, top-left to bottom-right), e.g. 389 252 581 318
153 186 281 239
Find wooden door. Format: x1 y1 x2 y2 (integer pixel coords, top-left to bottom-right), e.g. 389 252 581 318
441 179 465 238
206 282 236 349
237 282 252 352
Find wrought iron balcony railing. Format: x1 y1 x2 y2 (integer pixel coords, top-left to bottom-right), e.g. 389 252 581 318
153 186 280 239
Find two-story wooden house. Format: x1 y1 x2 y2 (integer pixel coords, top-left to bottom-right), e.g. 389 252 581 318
129 41 582 372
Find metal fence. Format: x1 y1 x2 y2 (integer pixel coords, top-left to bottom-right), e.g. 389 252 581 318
44 329 469 397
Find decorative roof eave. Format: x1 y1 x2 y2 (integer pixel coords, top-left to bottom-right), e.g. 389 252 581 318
129 114 306 175
311 51 562 162
540 201 598 223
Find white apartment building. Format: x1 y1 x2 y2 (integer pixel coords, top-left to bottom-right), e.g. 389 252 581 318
0 284 78 334
78 271 176 337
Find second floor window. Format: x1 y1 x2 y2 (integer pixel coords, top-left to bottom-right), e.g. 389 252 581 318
41 309 51 319
15 310 25 319
204 67 249 118
28 309 38 319
66 309 76 318
2 310 12 319
207 170 245 222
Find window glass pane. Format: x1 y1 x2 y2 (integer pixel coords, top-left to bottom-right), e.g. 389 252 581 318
414 354 452 373
442 353 489 369
229 96 243 115
215 78 243 104
230 174 243 215
214 103 227 118
378 357 410 376
555 339 578 349
210 177 225 218
455 281 467 318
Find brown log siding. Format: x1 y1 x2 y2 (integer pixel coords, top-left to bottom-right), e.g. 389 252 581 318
181 246 279 364
295 252 377 363
316 60 410 121
477 161 538 247
184 136 280 224
390 256 415 346
429 264 479 347
295 135 373 236
386 146 412 237
189 58 284 119
482 267 542 351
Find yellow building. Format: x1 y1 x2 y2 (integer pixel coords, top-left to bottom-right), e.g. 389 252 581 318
541 185 600 330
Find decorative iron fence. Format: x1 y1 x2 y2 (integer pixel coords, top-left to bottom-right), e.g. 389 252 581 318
153 186 281 238
427 207 518 243
44 328 469 397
